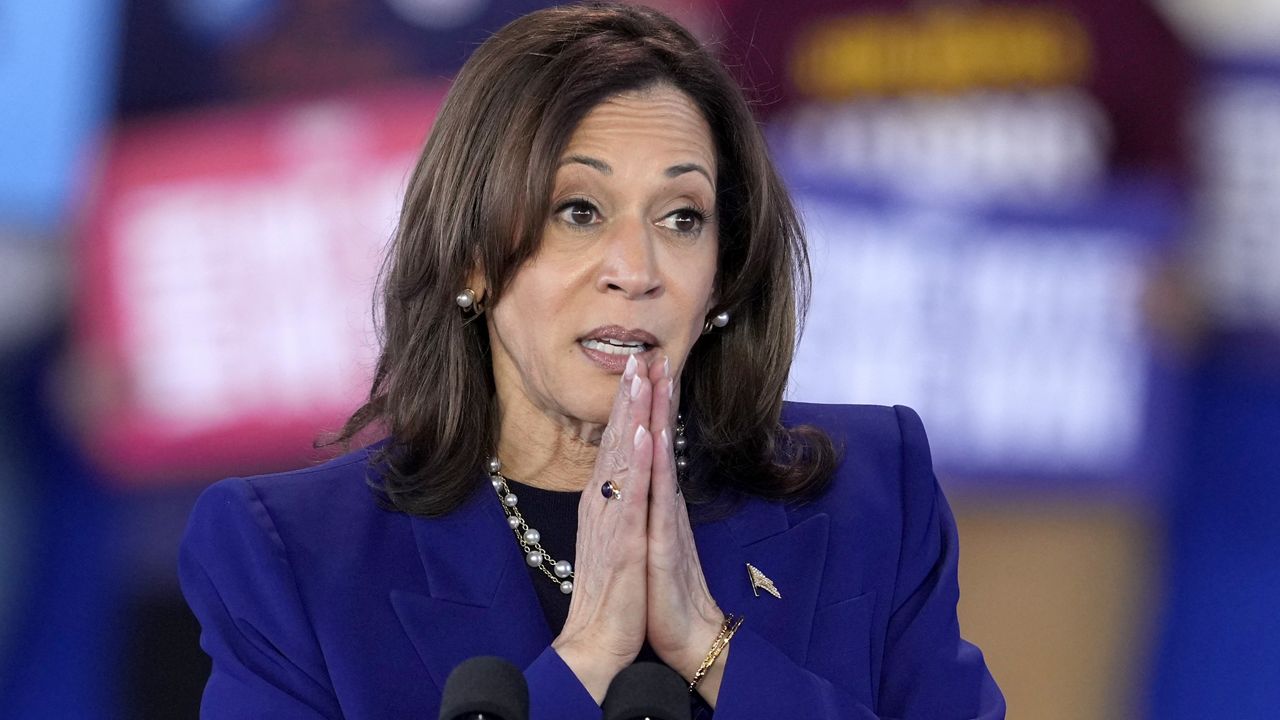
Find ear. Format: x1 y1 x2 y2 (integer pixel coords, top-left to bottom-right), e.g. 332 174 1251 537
705 268 722 314
704 288 720 315
465 266 488 305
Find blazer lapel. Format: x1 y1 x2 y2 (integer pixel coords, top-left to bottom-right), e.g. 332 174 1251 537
391 483 552 692
694 498 830 665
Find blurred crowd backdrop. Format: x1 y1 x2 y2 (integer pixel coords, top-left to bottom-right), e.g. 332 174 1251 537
2 0 1279 717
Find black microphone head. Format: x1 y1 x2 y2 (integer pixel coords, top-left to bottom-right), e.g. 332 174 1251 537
602 662 691 720
439 656 529 720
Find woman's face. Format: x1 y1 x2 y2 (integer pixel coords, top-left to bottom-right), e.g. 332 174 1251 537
486 85 719 428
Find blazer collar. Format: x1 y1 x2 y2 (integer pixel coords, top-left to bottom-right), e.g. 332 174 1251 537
392 483 830 691
391 481 552 691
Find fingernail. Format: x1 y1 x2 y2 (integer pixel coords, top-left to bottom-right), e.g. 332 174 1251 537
662 356 670 378
631 374 642 399
634 425 647 447
624 354 637 380
667 379 674 399
661 428 670 448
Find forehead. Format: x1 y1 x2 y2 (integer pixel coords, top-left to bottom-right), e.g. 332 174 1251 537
561 85 716 176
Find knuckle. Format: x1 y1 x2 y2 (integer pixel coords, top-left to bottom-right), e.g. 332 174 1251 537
602 448 630 476
601 424 624 449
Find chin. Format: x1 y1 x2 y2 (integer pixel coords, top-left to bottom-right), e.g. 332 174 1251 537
560 382 618 427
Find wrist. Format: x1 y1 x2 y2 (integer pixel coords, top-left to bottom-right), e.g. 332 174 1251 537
552 637 629 704
675 609 727 682
692 641 730 708
686 613 740 709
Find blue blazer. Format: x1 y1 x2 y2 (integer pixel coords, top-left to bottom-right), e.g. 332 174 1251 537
180 403 1004 719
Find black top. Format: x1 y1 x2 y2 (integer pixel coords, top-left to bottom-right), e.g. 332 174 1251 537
504 479 712 718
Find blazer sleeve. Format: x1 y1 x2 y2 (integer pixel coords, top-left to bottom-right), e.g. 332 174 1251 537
524 647 607 720
182 477 604 720
179 478 344 720
711 406 1005 719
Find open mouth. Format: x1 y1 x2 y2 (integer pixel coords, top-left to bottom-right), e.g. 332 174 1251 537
577 326 660 364
579 338 652 356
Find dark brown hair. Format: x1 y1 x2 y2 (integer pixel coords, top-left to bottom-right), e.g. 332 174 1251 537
336 2 838 516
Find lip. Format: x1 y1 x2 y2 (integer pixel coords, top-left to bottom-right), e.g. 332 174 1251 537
577 325 660 374
579 325 660 346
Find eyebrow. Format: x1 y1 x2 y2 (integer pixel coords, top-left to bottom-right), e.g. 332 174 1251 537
561 155 611 174
665 162 714 186
558 155 714 186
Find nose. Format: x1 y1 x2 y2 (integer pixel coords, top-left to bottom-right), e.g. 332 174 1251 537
595 217 663 299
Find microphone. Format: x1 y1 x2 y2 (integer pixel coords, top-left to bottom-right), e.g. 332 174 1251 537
439 656 529 720
602 662 691 720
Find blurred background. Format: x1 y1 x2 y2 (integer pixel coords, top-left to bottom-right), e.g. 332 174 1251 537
1 0 1278 717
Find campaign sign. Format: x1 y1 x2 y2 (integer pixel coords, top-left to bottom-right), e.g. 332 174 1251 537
786 172 1182 494
74 83 445 485
1192 59 1280 331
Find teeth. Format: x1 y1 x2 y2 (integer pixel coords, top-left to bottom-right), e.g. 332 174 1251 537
582 339 647 355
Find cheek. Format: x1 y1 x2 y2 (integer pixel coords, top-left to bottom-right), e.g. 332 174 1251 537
692 244 719 314
671 254 720 346
495 301 552 360
490 282 577 390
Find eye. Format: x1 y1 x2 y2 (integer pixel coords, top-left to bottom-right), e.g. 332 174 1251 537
657 207 706 235
554 199 601 228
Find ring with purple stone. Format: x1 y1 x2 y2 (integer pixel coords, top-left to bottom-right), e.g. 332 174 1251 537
601 480 623 502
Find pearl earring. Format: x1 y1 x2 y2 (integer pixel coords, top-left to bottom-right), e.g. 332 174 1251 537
702 310 730 334
456 288 481 313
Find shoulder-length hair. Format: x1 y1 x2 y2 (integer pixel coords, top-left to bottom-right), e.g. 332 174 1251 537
336 2 837 516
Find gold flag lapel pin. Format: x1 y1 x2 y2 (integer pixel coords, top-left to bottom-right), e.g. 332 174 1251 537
746 563 781 599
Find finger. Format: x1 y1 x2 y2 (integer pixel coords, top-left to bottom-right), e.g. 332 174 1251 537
646 427 681 563
606 354 643 451
664 358 680 496
627 354 653 444
648 355 679 504
582 354 643 518
615 362 653 519
626 421 654 521
596 356 653 530
647 358 683 562
645 354 675 453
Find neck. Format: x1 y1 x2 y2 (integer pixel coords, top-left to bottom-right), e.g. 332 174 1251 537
494 393 603 492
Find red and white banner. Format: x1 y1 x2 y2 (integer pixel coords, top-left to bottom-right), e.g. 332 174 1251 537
74 82 446 485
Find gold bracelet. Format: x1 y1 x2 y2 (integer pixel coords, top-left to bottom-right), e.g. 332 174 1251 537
688 614 743 692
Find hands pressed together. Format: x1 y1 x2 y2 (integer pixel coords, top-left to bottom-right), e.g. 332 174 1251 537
551 354 729 706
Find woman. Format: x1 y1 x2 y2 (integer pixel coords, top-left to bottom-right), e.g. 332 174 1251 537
180 3 1004 718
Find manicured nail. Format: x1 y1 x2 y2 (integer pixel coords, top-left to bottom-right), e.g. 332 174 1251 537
667 379 674 399
630 374 643 399
624 354 637 380
661 428 670 448
662 356 670 378
634 425 647 447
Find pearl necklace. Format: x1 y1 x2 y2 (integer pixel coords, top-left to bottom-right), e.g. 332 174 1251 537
486 457 577 595
487 416 688 595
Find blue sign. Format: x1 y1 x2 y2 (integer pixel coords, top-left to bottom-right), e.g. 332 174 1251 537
0 0 120 230
784 168 1183 494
